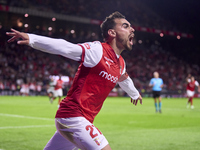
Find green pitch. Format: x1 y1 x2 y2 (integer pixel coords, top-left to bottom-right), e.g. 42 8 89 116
0 96 200 150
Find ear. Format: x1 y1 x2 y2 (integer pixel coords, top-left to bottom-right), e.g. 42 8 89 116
108 29 116 38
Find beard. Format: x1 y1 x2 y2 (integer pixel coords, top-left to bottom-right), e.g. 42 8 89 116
116 36 132 51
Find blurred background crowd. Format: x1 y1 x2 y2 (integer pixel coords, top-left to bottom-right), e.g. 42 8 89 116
0 0 200 97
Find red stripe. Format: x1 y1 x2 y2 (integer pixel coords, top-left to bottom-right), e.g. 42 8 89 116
78 44 85 63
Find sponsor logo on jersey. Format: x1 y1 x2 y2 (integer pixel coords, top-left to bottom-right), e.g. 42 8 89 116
99 71 118 83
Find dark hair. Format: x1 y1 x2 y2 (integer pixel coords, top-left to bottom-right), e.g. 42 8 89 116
100 11 125 41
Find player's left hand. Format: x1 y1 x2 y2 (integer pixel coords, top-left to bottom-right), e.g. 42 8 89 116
131 95 142 106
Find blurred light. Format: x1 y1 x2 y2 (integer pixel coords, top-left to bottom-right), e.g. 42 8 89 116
52 17 56 21
0 24 2 29
177 35 181 39
70 30 75 34
160 33 164 37
24 24 28 28
92 32 96 36
17 19 23 27
36 25 40 29
59 28 63 32
138 40 142 44
24 13 29 17
48 27 53 31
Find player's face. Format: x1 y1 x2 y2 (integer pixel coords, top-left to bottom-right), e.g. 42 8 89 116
191 77 195 81
113 18 135 51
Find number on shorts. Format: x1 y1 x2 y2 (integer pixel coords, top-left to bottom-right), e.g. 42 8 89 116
85 125 102 139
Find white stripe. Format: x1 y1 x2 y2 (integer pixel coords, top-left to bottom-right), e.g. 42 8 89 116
0 125 55 129
0 113 54 121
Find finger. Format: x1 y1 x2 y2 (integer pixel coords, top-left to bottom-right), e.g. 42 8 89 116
132 99 135 105
11 28 20 34
7 36 18 43
17 40 29 45
6 32 17 37
10 28 23 39
135 99 138 105
140 99 142 105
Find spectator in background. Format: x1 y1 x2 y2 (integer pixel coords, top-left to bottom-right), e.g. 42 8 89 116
149 71 164 113
186 74 200 109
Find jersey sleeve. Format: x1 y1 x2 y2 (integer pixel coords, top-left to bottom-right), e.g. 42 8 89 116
118 76 140 100
28 34 82 61
78 41 103 67
149 79 153 85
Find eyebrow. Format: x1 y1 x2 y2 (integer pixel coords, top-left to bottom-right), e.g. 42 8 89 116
122 23 131 27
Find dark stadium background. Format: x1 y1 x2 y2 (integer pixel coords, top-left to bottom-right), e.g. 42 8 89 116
0 0 200 97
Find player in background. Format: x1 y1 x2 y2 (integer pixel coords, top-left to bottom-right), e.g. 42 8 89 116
20 80 30 96
186 74 200 109
47 77 56 103
7 11 142 150
53 75 64 107
149 71 164 113
29 79 36 96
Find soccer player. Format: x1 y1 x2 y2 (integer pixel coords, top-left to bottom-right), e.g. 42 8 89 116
54 75 64 107
7 11 142 150
20 80 30 96
149 71 164 113
47 77 56 103
186 74 200 109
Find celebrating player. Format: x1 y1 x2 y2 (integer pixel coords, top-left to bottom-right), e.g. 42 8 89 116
7 11 142 150
186 74 200 109
149 71 164 113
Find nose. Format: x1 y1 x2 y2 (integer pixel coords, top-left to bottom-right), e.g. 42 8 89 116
130 26 135 33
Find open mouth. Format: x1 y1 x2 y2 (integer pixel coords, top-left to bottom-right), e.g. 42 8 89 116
129 34 134 45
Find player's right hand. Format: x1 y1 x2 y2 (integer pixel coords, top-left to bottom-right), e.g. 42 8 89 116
6 28 29 45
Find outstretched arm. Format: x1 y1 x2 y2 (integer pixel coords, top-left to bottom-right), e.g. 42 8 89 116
7 28 29 45
6 28 82 61
118 74 142 106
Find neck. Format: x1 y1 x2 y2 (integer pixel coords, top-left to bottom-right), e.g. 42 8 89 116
107 40 124 55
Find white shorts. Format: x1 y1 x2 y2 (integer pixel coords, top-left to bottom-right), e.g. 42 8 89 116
187 90 195 97
44 117 108 150
54 89 63 97
20 88 29 94
47 87 55 95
